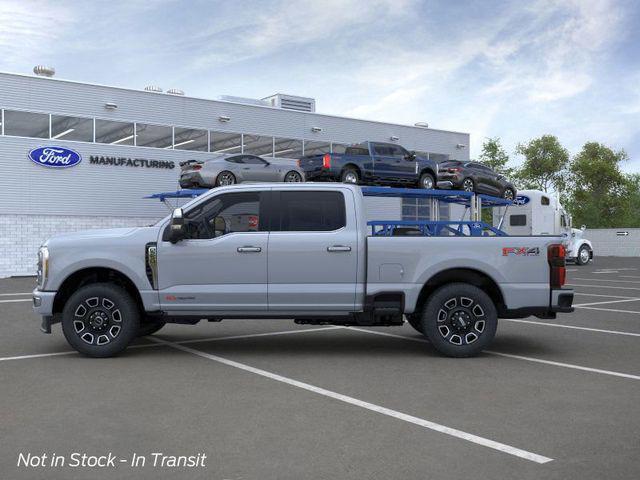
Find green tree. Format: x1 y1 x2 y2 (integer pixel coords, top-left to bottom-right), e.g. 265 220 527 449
514 135 569 192
478 137 514 177
566 142 632 228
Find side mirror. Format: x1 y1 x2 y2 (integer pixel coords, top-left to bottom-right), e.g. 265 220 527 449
405 151 416 161
169 208 186 243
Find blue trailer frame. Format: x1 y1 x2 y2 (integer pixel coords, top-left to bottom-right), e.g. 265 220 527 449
146 186 512 237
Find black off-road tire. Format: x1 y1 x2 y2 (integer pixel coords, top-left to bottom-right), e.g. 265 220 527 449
61 283 140 358
137 320 167 337
406 314 424 333
421 283 497 357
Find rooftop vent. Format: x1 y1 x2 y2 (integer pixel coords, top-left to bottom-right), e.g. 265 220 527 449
33 65 55 77
144 85 163 93
167 88 185 96
262 94 316 112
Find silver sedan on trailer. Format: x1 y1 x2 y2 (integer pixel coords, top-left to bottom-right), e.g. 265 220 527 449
179 154 305 188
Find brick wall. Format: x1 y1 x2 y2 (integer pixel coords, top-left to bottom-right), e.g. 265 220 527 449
0 214 160 278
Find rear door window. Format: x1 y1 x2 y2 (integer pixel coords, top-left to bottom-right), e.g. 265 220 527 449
276 191 346 231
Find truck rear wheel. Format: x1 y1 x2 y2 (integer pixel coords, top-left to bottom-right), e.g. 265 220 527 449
61 283 140 358
341 167 360 184
420 283 497 357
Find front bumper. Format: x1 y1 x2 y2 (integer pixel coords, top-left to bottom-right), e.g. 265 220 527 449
32 288 57 333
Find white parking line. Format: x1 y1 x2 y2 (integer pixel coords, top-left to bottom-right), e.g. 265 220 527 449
567 283 640 291
574 292 640 299
0 326 339 362
0 299 32 304
343 327 640 381
573 278 640 285
573 298 640 307
575 306 640 315
0 292 32 296
501 319 640 337
148 336 553 464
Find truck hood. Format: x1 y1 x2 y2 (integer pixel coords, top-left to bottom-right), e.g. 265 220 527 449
44 226 161 249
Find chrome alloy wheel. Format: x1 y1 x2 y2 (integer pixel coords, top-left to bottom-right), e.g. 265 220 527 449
284 171 303 182
579 247 590 264
421 175 434 189
436 296 486 346
72 296 122 346
503 188 515 200
218 172 236 186
343 171 358 184
462 178 474 192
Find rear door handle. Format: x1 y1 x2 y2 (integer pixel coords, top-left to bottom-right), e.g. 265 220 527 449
237 246 262 253
327 245 352 252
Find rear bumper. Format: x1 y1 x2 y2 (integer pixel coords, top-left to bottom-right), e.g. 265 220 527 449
500 288 574 320
302 167 338 181
179 172 206 188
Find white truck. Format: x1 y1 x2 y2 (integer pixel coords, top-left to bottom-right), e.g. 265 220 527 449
494 189 594 265
32 184 574 358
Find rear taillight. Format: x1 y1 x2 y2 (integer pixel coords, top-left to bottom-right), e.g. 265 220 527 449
446 167 461 173
297 159 301 167
322 153 331 169
192 165 202 170
547 243 566 288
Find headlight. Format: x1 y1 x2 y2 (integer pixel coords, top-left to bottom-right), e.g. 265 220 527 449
37 246 49 290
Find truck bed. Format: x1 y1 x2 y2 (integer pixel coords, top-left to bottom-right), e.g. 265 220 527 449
365 235 558 314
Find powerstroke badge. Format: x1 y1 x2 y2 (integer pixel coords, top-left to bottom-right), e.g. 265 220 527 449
502 247 540 256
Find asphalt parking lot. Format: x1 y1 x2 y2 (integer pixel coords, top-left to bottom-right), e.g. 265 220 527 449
1 257 639 480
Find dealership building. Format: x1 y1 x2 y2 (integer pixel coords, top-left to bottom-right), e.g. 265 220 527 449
0 69 470 278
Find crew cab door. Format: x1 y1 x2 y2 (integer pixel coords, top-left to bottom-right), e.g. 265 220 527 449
156 190 269 312
371 143 415 182
267 189 358 312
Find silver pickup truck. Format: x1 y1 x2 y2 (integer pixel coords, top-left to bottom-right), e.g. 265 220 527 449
33 183 574 358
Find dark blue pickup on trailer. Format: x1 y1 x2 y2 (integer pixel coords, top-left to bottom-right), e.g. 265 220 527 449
298 141 440 189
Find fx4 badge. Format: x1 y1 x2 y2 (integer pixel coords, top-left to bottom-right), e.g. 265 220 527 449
502 247 540 256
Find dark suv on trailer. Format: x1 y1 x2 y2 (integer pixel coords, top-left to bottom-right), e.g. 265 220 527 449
438 160 516 199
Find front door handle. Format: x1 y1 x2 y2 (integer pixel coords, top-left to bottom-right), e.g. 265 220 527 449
327 245 352 252
237 246 262 253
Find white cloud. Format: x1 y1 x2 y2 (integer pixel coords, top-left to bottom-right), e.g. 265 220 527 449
0 0 74 68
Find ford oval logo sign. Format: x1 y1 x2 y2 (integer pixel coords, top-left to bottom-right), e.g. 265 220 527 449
28 146 82 168
514 195 530 206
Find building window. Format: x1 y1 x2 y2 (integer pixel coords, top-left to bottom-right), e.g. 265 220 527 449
303 140 331 156
51 115 93 142
95 119 135 145
173 127 208 151
210 131 242 154
135 123 172 149
3 110 49 138
273 137 303 158
243 135 274 156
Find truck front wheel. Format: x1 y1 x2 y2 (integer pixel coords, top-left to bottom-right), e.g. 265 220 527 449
420 283 497 357
576 245 591 265
61 283 140 358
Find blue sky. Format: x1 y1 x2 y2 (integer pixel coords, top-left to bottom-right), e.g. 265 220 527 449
1 0 638 171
